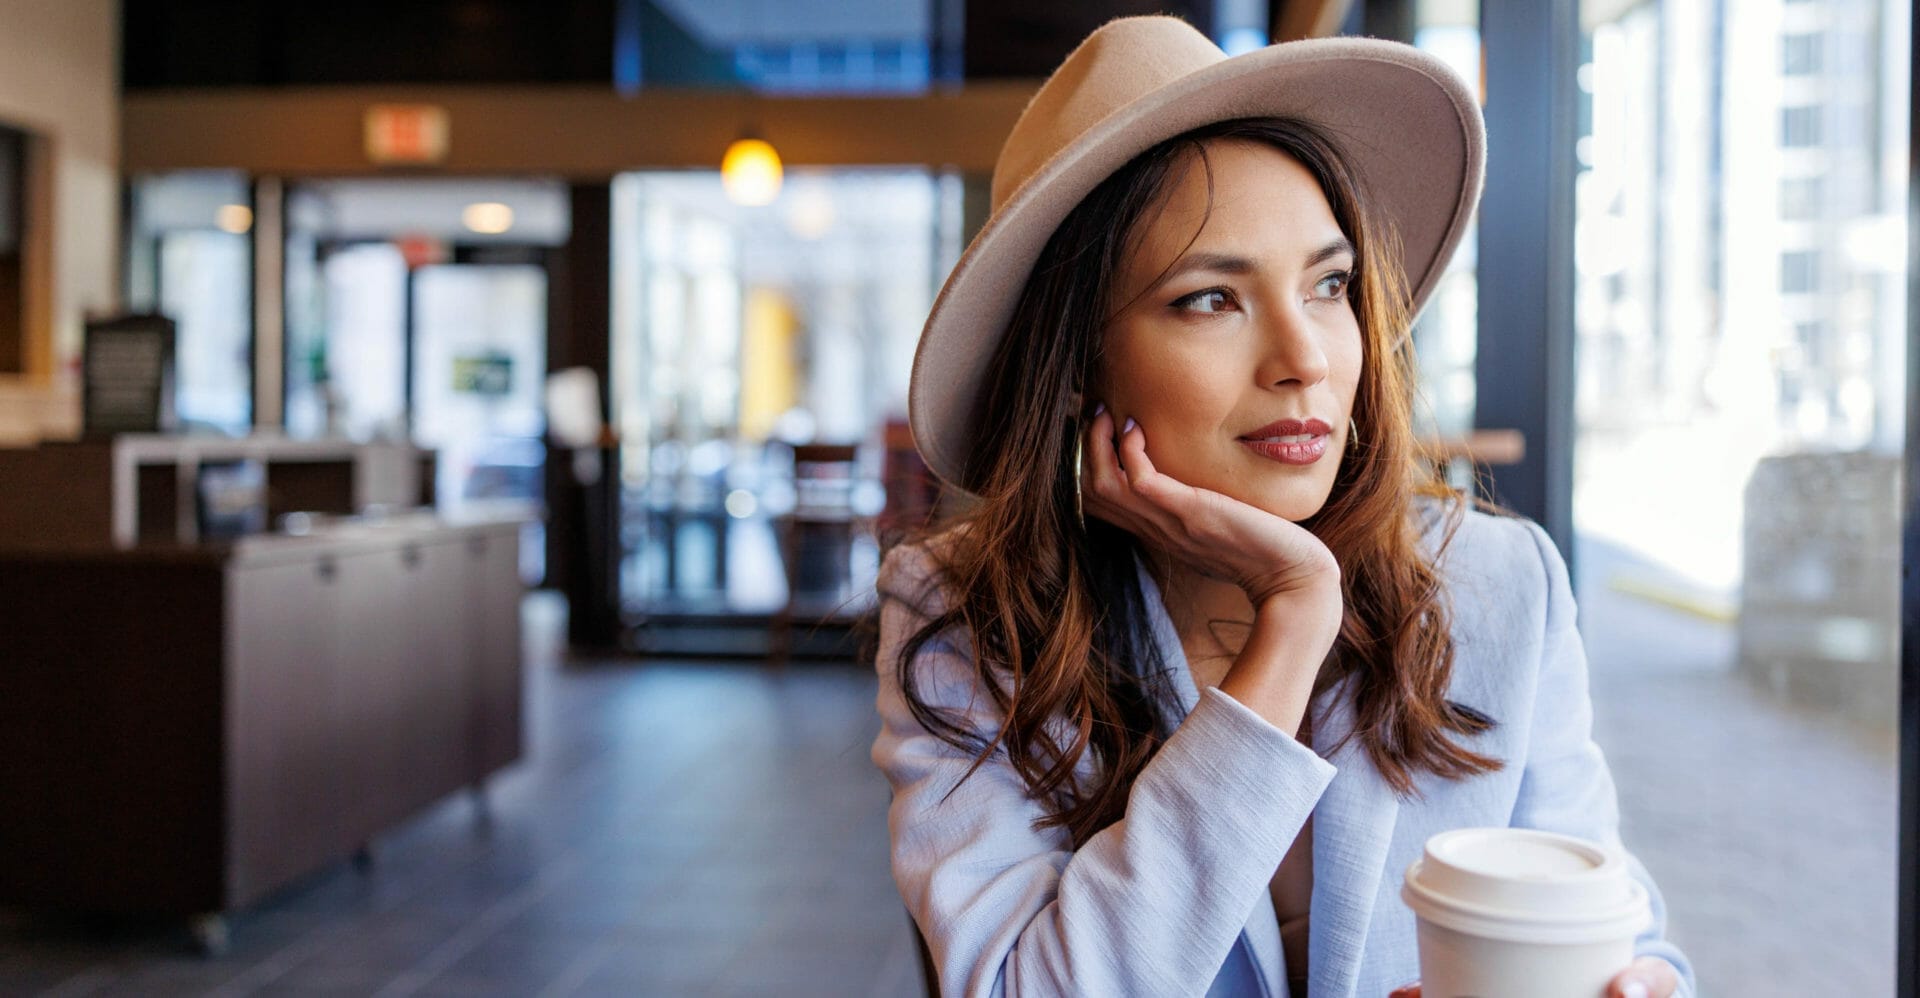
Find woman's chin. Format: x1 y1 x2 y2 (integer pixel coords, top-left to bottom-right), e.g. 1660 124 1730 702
1224 485 1330 523
1172 459 1333 522
1268 501 1327 523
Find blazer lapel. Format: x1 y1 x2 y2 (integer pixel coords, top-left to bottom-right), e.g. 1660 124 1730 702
1307 677 1400 997
1134 557 1290 994
1135 554 1397 997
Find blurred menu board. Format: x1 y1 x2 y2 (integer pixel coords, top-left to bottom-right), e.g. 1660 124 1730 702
83 314 178 437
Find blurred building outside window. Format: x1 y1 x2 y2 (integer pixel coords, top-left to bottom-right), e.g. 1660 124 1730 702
1574 0 1905 990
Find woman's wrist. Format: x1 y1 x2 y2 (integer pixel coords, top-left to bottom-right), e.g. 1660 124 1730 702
1251 579 1344 640
1243 555 1342 614
1219 595 1341 736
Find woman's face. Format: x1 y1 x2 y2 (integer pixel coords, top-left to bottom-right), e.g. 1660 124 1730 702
1095 138 1363 523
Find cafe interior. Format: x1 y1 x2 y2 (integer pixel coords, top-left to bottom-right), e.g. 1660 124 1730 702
0 0 1915 994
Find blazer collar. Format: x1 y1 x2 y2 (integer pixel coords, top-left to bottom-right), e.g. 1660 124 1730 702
1133 551 1401 998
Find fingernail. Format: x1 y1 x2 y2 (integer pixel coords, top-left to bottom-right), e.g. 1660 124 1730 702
1092 402 1106 417
1122 417 1137 434
1621 980 1650 998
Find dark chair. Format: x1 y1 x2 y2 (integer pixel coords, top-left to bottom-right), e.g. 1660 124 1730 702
769 443 866 667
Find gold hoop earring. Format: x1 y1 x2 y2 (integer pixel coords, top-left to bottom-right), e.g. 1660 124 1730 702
1073 430 1086 530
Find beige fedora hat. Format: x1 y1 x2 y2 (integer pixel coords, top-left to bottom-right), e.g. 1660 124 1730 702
908 15 1485 493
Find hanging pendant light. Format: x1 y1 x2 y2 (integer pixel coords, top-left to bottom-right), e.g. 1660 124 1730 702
722 132 784 207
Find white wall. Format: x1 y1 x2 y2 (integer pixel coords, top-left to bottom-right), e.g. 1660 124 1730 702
0 0 119 443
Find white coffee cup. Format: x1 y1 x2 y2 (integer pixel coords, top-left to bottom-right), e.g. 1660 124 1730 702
1400 827 1651 998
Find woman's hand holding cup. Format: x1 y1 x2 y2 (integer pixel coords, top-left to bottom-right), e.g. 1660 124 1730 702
1386 956 1680 997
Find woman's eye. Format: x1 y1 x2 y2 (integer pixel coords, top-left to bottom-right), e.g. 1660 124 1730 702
1172 288 1235 314
1316 269 1356 301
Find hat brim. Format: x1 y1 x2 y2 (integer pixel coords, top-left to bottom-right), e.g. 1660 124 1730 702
908 36 1485 494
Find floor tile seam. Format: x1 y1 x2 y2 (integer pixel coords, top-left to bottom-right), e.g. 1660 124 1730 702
210 829 507 996
371 849 597 998
529 935 625 998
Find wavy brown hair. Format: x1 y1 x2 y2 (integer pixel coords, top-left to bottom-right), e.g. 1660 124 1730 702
890 117 1511 849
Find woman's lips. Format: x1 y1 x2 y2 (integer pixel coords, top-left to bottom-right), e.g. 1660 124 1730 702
1238 418 1333 465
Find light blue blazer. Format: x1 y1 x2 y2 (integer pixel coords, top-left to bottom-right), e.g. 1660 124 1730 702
869 499 1697 997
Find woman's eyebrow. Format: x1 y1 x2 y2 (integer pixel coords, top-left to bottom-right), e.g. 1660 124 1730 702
1304 236 1358 269
1156 252 1257 286
1152 237 1357 291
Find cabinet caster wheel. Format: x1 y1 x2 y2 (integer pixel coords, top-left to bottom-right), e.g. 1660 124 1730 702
189 913 229 957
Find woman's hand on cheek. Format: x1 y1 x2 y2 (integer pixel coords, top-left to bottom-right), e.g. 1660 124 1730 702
1081 407 1341 608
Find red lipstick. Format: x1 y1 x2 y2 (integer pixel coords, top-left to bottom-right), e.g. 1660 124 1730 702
1237 418 1333 466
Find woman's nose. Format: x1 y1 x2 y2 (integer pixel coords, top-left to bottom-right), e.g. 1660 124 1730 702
1253 301 1332 388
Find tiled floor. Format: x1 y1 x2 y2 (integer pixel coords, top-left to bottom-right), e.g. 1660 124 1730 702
0 535 1904 997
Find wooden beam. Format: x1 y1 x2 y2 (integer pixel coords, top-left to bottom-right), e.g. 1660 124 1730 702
122 84 1037 179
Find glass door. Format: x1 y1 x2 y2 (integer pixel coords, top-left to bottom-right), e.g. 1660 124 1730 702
609 169 961 624
410 262 548 514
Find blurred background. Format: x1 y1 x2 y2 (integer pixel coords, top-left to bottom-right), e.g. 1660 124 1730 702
0 0 1910 995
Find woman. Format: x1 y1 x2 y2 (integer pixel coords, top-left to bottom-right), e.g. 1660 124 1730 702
871 16 1695 998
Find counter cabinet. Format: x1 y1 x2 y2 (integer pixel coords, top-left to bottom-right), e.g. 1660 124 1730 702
0 518 524 948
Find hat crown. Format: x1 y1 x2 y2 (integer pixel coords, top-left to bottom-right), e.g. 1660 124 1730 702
991 17 1227 210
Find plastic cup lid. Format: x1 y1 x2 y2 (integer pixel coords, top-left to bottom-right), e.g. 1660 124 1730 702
1400 827 1650 945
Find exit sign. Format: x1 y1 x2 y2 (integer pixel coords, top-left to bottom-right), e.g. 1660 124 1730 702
364 104 449 165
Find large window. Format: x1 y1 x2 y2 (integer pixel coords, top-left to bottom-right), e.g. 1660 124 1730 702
126 171 254 434
1782 31 1824 74
1408 2 1485 477
1781 104 1824 146
1574 0 1906 990
609 168 961 618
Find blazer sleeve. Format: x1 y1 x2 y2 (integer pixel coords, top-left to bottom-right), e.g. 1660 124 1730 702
870 542 1338 998
1510 519 1699 998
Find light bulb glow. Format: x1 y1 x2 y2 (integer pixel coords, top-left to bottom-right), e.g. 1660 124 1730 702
216 204 253 234
462 202 515 234
722 138 783 206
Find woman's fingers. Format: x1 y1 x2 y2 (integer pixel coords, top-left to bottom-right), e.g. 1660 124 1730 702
1085 409 1123 488
1085 412 1166 529
1081 410 1148 533
1080 410 1129 516
1113 416 1197 516
1605 957 1678 998
1092 414 1228 546
1114 417 1157 489
1390 958 1670 998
